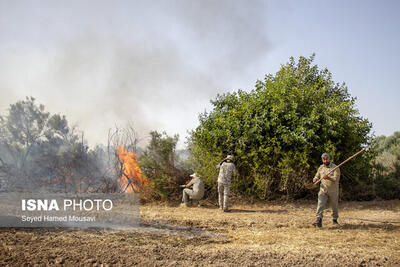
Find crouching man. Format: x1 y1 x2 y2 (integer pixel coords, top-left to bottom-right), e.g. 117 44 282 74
180 173 205 207
312 153 341 228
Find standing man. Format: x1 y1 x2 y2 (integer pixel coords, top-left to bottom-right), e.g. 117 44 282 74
180 173 205 207
312 153 341 227
216 155 236 212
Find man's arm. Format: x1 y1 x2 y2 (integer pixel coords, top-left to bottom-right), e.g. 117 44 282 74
313 167 321 183
334 168 340 181
180 178 194 188
326 167 340 182
322 175 334 182
186 179 195 187
323 168 340 182
216 159 225 169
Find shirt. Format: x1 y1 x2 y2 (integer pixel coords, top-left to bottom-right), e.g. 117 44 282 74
186 177 205 197
314 162 340 193
217 162 236 184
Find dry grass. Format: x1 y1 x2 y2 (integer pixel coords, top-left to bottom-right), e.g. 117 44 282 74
1 200 399 266
141 200 400 265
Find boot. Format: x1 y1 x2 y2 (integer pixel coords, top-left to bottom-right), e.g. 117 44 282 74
312 218 322 228
332 219 339 226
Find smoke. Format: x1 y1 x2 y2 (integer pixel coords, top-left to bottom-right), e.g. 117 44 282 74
0 0 269 148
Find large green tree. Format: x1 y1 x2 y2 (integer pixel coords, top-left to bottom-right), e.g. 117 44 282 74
188 55 372 200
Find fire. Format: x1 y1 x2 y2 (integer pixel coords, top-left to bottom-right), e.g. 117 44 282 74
117 146 148 193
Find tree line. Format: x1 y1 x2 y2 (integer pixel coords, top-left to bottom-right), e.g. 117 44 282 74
0 55 398 200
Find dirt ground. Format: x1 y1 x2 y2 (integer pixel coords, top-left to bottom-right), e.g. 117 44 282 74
1 200 399 266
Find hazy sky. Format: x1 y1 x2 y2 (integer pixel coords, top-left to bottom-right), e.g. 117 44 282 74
0 0 399 148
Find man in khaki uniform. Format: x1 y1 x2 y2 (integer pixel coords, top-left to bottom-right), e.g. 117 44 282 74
312 153 340 227
216 155 236 212
180 173 205 207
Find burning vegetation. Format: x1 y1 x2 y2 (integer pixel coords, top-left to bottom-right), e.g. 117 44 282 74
0 98 150 195
117 146 148 193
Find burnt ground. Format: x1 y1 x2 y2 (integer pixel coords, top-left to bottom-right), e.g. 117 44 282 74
1 200 399 266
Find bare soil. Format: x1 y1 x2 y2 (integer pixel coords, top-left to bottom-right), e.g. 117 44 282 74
1 200 399 266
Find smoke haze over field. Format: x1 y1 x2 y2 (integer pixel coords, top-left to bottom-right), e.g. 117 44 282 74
0 0 269 147
1 0 400 148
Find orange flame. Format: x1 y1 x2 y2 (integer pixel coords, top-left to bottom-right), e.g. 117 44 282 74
117 146 148 193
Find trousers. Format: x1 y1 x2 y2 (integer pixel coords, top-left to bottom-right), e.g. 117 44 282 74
316 190 339 220
182 188 202 204
218 182 230 210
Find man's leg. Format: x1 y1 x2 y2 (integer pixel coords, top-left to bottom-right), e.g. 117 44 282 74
191 193 202 207
223 183 230 211
316 191 328 219
329 191 339 223
182 189 185 203
218 183 224 209
182 189 192 206
313 191 328 227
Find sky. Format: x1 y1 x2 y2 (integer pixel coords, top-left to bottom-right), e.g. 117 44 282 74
0 0 399 149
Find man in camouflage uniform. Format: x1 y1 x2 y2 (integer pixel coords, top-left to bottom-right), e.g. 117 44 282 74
216 155 236 212
180 173 205 207
312 153 341 227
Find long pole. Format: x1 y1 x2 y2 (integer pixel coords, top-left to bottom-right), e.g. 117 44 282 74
307 148 366 189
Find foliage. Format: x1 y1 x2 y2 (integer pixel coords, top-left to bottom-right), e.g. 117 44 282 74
139 131 190 200
188 55 372 200
0 96 50 169
0 97 111 192
371 132 400 199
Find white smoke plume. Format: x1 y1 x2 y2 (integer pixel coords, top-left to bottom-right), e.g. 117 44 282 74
0 0 269 148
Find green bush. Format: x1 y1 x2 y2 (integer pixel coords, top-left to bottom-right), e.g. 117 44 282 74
139 131 191 200
372 133 400 199
188 55 372 200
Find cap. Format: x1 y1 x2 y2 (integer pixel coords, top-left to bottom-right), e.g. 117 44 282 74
189 173 200 178
226 155 234 161
321 153 330 159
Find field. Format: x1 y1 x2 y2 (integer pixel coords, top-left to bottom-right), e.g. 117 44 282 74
1 200 399 266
